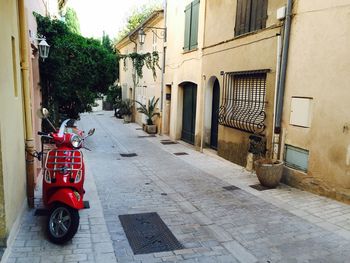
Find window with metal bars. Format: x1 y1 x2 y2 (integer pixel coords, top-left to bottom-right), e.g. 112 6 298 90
218 70 268 134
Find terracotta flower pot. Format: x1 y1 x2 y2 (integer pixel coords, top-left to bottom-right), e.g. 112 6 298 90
254 159 284 188
146 124 157 134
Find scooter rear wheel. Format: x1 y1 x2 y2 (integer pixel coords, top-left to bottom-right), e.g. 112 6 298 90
47 204 79 244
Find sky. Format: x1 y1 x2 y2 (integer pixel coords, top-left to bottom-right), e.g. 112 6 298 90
67 0 162 39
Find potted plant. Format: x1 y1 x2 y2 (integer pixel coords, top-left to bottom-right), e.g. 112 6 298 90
249 135 284 188
135 97 160 134
119 99 134 123
254 158 284 188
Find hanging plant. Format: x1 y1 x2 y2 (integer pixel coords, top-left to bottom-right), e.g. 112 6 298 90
119 51 160 81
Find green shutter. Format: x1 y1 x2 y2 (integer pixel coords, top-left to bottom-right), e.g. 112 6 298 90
184 3 191 51
235 0 251 36
190 0 200 50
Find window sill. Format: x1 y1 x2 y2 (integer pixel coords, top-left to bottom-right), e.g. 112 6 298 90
182 48 198 55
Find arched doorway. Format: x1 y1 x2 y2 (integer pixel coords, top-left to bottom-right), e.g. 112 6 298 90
181 83 197 144
210 79 220 149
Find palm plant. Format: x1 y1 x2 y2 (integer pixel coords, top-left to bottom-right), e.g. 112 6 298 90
119 99 134 116
135 97 160 125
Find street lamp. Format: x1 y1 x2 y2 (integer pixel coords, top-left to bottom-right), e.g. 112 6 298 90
138 28 146 45
138 27 166 45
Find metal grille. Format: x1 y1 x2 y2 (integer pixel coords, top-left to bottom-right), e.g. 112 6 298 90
118 212 183 254
218 70 268 134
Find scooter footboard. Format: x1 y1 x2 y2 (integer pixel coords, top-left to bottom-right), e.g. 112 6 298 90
47 188 84 210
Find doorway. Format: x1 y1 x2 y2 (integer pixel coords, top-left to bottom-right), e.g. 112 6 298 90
181 83 197 144
210 79 220 149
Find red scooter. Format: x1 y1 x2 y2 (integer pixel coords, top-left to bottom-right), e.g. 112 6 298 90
37 108 95 244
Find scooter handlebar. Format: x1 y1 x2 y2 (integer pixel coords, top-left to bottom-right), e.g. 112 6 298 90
37 131 49 136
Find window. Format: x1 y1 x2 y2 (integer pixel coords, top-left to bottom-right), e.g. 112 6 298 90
284 145 309 172
184 0 200 51
218 70 268 134
235 0 268 36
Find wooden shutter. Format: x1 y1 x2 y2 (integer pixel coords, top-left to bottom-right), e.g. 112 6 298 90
184 3 191 51
190 0 200 50
251 0 268 31
235 0 251 36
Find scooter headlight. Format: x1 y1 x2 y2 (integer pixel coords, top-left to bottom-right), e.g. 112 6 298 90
71 135 82 148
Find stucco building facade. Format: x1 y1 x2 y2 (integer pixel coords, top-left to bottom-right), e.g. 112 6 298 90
116 11 165 130
280 0 350 202
117 0 350 202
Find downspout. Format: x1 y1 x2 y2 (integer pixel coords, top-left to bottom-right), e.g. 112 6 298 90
129 37 137 122
274 0 293 159
159 0 167 135
18 0 35 208
272 34 282 161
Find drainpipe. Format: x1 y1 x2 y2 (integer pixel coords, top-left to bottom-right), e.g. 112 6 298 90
18 0 35 208
272 34 282 161
274 0 293 159
159 0 167 135
130 37 137 122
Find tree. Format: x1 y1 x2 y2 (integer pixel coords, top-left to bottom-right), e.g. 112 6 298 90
115 2 162 42
65 7 81 34
35 14 118 124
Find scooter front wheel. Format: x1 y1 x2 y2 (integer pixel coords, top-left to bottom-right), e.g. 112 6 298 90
47 204 79 244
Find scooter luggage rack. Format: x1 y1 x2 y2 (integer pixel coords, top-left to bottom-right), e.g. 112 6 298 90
45 149 83 179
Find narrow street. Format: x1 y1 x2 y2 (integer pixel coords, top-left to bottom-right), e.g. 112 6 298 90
5 111 350 263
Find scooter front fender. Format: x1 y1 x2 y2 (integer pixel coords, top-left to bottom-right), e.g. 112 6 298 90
47 188 84 210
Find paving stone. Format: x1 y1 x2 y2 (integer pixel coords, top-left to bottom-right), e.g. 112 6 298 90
6 112 350 263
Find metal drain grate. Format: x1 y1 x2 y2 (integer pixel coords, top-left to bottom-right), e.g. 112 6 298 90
250 184 272 191
138 135 156 138
136 128 143 130
120 153 138 157
119 212 183 254
173 152 188 156
223 185 240 191
161 141 177 145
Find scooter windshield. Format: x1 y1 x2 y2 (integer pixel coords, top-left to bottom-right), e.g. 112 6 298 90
57 119 71 137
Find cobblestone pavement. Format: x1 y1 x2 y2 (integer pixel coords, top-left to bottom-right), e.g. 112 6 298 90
5 111 350 263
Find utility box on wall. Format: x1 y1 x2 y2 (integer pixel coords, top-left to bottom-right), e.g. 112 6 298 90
290 97 313 127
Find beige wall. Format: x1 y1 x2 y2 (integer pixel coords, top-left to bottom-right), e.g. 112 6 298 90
165 0 205 143
0 0 27 243
202 26 282 165
282 0 350 199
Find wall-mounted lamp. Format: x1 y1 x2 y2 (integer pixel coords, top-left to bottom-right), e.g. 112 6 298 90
138 27 166 45
32 35 50 61
38 38 50 61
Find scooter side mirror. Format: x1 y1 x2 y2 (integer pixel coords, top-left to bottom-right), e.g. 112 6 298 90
37 108 50 119
87 128 95 136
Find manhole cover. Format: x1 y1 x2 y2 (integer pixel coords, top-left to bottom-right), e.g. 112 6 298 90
250 184 272 191
120 153 138 157
173 152 188 156
119 212 183 254
223 185 240 191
